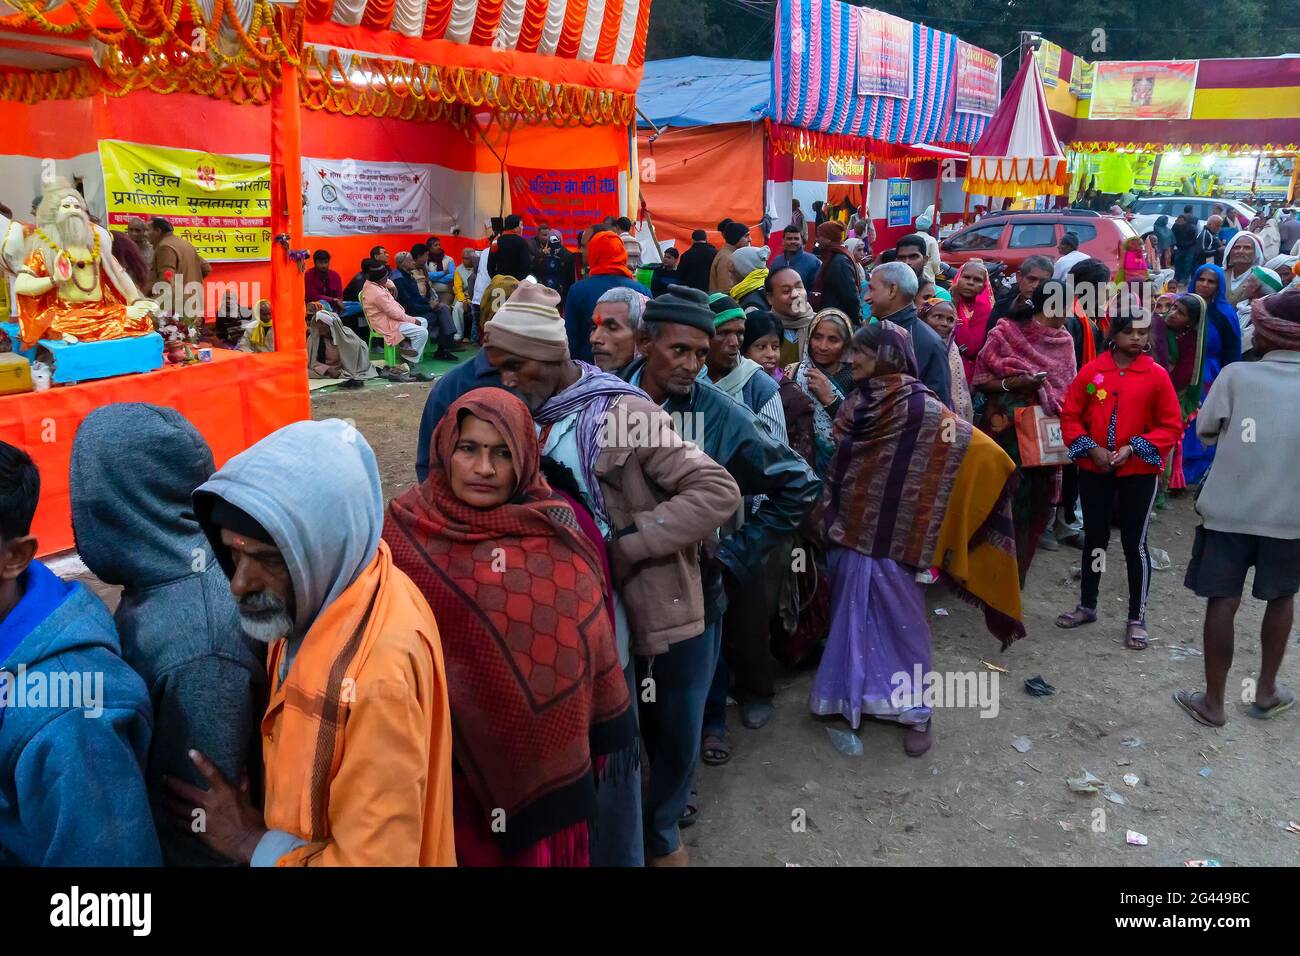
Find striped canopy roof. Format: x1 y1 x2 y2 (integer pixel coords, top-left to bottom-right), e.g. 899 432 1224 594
0 0 650 96
771 0 992 151
301 0 649 92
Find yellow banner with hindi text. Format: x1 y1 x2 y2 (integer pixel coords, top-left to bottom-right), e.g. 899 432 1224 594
99 140 271 262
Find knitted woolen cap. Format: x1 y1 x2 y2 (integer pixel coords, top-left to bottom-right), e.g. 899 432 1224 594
644 285 716 335
708 293 746 328
722 221 749 245
484 280 568 361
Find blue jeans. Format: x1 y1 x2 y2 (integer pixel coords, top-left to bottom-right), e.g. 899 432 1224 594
590 660 644 867
636 621 721 858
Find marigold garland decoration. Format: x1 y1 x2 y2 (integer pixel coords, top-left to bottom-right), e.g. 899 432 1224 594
0 0 634 127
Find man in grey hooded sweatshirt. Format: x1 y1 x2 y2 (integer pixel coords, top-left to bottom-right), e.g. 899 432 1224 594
70 403 267 866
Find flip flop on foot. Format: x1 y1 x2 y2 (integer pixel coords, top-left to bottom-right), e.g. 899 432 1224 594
1124 620 1150 650
679 784 699 828
701 731 731 766
1247 685 1295 720
1055 605 1097 629
1173 689 1225 727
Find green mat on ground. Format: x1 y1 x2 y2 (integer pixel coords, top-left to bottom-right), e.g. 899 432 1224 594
311 344 478 393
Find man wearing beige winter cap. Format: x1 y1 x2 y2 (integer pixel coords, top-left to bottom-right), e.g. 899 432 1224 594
483 279 742 868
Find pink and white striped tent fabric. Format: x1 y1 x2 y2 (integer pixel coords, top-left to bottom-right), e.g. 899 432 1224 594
964 54 1069 197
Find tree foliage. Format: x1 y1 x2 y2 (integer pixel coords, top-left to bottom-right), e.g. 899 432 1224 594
646 0 1289 67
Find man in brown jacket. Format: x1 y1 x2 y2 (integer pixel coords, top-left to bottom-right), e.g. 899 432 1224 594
708 220 751 293
149 217 211 321
481 281 740 867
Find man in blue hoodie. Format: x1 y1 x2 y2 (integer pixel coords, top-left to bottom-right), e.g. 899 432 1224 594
70 404 268 866
0 441 160 866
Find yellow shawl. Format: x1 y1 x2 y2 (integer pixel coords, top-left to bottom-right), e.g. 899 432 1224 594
730 268 769 302
932 428 1026 647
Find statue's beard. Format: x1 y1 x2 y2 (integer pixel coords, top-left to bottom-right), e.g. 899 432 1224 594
54 209 93 251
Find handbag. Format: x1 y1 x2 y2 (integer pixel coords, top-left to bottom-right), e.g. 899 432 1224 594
1014 404 1070 467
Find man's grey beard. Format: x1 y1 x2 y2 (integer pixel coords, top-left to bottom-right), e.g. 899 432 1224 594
55 208 93 250
238 590 294 644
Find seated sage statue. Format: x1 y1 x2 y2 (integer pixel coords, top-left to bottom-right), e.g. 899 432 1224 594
14 181 157 348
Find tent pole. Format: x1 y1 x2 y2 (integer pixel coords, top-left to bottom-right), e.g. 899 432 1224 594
932 160 942 237
270 59 305 355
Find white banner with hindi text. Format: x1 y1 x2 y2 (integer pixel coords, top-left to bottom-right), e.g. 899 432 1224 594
301 157 433 236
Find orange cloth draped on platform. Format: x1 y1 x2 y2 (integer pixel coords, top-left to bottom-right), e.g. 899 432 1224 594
0 349 310 556
17 248 152 348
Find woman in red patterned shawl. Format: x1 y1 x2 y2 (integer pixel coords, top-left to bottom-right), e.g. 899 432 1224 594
383 388 634 866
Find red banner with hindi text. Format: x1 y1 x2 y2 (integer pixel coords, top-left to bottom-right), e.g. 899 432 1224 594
507 166 621 249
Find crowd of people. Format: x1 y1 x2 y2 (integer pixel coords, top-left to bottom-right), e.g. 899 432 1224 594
2 197 1298 869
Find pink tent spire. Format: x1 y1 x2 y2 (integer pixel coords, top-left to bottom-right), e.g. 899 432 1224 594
964 54 1069 197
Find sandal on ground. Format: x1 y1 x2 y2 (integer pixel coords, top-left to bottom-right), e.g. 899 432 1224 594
1055 605 1097 629
700 731 732 766
1247 685 1296 720
679 785 699 828
1124 620 1150 650
1172 689 1225 728
903 720 932 757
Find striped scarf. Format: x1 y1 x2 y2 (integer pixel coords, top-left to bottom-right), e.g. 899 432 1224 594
533 362 650 525
824 374 973 570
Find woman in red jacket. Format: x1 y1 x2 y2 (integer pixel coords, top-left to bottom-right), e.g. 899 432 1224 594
1055 311 1183 649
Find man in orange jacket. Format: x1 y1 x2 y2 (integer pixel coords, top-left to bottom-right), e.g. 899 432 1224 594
166 419 456 866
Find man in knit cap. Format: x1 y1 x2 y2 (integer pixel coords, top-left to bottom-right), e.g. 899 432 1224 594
482 280 742 867
709 221 752 294
622 285 820 826
705 294 786 443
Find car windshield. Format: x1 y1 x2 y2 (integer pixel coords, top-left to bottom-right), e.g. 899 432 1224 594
947 224 1004 251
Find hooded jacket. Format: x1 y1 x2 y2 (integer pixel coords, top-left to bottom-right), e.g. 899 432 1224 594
70 403 267 866
0 562 160 866
193 420 455 866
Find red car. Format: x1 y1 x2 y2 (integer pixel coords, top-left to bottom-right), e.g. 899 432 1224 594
939 210 1138 275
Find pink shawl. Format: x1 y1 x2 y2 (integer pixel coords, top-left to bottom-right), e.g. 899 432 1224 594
972 317 1078 415
953 262 994 382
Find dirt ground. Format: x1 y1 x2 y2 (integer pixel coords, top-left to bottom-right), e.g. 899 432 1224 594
310 377 1300 866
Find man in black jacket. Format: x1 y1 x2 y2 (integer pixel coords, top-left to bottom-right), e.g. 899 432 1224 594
991 255 1054 324
1198 215 1226 269
488 214 533 280
813 221 862 322
675 229 716 292
622 287 820 860
1172 207 1200 284
865 261 951 405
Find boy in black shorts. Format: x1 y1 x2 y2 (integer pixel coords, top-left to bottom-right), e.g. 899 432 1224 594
1174 291 1300 726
